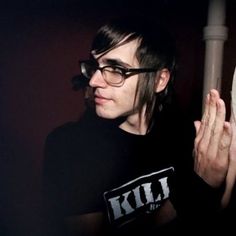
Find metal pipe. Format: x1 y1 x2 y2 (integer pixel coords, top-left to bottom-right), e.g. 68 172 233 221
202 0 228 109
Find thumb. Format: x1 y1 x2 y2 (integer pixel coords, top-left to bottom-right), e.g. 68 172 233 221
194 120 201 135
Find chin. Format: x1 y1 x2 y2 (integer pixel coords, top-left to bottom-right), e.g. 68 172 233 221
95 108 118 120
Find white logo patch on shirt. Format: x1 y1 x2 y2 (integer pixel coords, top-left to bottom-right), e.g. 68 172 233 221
103 166 174 227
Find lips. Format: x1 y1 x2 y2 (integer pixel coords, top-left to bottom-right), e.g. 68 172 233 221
94 94 111 104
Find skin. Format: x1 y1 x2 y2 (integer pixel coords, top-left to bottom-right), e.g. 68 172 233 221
221 105 236 207
194 89 232 188
90 40 232 189
66 40 233 234
89 39 169 135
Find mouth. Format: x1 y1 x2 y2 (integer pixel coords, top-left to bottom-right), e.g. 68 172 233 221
94 94 111 105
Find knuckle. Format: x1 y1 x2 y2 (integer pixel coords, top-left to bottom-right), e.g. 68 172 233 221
219 138 231 150
197 143 207 156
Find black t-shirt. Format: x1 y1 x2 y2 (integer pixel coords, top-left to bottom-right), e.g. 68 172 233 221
43 107 223 235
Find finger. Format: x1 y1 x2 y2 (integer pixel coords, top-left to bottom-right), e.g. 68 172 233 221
217 121 232 163
197 90 219 153
194 120 201 151
207 98 227 159
194 120 201 134
194 93 210 146
222 114 236 207
230 112 236 161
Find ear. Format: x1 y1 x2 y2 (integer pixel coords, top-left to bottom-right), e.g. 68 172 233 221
155 69 170 93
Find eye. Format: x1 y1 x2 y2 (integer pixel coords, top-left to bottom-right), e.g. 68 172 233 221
105 66 124 75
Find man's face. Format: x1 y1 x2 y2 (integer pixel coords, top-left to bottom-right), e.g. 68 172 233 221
89 40 141 119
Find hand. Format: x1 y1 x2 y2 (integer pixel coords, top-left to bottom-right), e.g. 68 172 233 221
221 104 236 207
194 89 232 188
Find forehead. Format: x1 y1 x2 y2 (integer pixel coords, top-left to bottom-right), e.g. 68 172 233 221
94 39 140 66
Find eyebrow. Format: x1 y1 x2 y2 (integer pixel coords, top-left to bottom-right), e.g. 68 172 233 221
103 58 132 68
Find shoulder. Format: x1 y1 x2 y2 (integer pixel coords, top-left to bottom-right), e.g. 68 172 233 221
44 109 113 150
45 120 82 149
47 109 91 137
43 110 104 171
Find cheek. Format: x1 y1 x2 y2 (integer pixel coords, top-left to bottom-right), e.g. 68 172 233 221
117 82 138 107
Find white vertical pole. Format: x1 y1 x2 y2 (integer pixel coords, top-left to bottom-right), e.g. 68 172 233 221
202 0 228 109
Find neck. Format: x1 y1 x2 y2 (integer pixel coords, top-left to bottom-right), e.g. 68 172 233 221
119 109 148 135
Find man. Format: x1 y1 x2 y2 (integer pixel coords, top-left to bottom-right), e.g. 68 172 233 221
43 16 232 235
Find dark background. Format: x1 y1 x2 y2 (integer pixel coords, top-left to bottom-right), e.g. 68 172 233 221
0 0 235 235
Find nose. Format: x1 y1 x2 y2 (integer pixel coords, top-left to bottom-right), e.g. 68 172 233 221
89 70 107 88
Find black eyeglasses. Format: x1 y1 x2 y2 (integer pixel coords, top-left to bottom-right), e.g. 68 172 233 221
79 60 159 87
